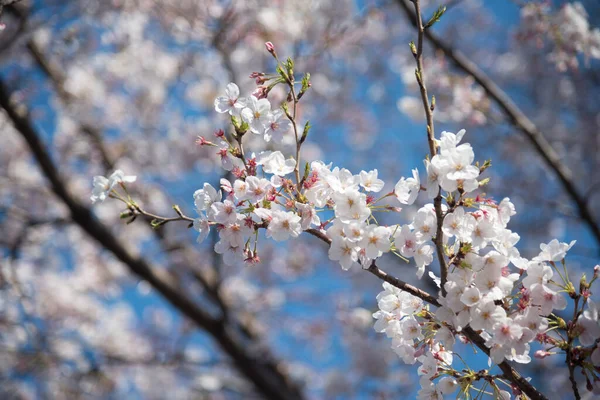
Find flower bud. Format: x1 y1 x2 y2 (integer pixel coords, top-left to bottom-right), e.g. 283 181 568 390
265 41 276 57
252 86 268 99
534 350 551 359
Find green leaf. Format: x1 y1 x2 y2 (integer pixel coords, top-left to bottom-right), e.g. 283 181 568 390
425 5 446 29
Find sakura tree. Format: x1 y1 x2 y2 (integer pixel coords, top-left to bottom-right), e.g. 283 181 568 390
1 0 600 399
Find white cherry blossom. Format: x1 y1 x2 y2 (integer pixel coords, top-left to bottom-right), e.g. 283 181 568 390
214 82 247 115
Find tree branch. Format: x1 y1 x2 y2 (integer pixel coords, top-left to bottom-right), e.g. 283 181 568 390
0 79 304 400
397 0 600 252
306 228 441 306
408 0 448 297
27 39 115 172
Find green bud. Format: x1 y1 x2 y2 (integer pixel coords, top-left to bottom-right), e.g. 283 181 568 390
409 41 417 56
150 219 164 229
480 159 492 173
425 5 447 29
580 273 589 293
478 177 491 187
120 210 133 219
303 162 310 180
286 57 294 76
172 204 183 217
300 120 311 144
298 73 311 99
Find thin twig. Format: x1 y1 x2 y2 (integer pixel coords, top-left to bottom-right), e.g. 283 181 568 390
409 0 448 296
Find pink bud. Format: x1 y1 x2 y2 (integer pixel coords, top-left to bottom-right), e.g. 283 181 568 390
195 136 208 146
252 86 269 100
594 265 600 277
265 42 275 53
215 129 225 138
232 167 245 178
534 350 550 359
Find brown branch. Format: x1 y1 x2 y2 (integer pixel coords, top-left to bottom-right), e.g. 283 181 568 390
308 225 548 400
28 12 270 352
461 326 548 400
397 0 600 252
0 79 304 400
408 0 448 297
394 2 550 399
306 228 441 305
0 2 27 55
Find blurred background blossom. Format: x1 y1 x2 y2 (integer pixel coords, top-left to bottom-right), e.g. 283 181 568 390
0 0 599 398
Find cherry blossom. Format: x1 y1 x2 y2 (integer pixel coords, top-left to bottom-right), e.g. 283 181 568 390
214 82 247 115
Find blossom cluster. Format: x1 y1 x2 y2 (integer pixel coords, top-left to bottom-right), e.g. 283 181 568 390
398 56 488 126
92 53 600 398
519 1 600 71
214 82 292 145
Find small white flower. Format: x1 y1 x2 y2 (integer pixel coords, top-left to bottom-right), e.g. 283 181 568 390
394 225 419 258
193 217 210 244
533 239 576 262
329 237 359 270
333 188 371 223
438 377 458 395
360 225 391 259
266 210 302 242
219 218 252 247
261 151 296 176
579 300 600 346
394 168 420 205
470 300 506 331
342 221 366 243
359 169 384 192
209 200 238 225
460 287 481 307
241 95 271 135
233 179 249 201
214 239 243 266
414 243 434 279
91 169 136 204
263 109 292 143
295 202 320 230
214 82 247 115
244 176 272 204
194 183 221 212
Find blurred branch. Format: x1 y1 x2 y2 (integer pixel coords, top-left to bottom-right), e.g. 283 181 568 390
26 39 115 172
0 79 305 400
8 214 70 260
0 0 22 18
27 25 264 341
0 2 27 54
27 35 230 317
397 0 600 253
